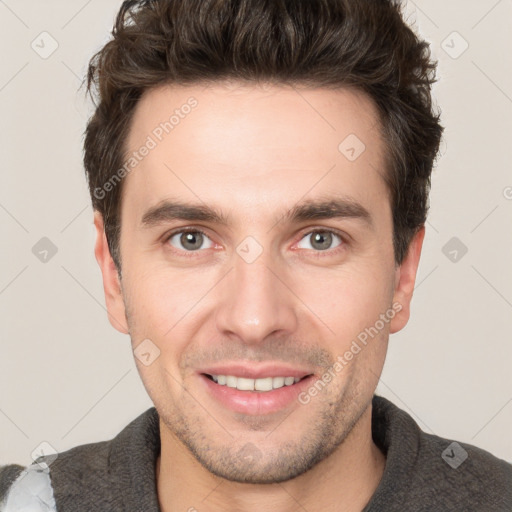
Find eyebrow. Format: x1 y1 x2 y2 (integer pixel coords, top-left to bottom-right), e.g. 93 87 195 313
140 196 373 230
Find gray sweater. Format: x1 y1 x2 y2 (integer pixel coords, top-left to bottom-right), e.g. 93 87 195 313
1 395 511 511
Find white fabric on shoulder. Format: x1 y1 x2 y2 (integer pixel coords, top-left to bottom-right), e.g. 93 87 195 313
1 462 57 512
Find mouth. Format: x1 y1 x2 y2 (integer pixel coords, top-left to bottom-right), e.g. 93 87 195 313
199 371 315 415
202 373 312 392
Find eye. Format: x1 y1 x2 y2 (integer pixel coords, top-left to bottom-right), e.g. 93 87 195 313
166 229 214 252
296 230 344 252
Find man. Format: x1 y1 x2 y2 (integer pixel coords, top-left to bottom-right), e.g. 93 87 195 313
1 0 511 510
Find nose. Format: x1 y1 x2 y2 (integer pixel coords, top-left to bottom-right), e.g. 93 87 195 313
214 248 298 345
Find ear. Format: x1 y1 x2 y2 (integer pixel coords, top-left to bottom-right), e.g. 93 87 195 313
93 211 129 334
389 225 425 334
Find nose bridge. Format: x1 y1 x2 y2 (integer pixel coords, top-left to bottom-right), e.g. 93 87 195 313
214 243 297 344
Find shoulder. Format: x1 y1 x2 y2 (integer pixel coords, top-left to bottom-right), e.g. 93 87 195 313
369 395 512 511
0 462 57 512
0 407 160 511
0 440 110 511
416 429 512 503
0 463 25 504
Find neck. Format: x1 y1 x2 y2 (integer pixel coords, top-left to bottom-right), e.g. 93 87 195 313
156 404 385 512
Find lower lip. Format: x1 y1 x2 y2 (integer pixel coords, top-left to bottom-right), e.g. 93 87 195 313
199 374 314 415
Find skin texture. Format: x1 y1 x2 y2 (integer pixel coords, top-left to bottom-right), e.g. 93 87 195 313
94 82 424 512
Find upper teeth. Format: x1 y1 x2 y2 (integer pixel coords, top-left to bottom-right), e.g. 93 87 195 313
211 375 301 391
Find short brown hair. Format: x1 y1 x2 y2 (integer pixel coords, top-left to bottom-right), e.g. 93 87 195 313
84 0 443 272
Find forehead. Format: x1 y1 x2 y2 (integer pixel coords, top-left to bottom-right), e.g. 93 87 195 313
121 82 388 227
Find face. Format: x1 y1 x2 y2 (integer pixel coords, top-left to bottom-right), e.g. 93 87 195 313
94 81 423 484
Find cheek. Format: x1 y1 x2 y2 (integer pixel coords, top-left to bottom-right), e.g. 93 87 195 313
126 268 192 391
124 262 194 336
293 262 394 338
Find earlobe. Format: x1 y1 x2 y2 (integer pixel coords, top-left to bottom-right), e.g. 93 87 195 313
93 211 129 334
389 225 425 334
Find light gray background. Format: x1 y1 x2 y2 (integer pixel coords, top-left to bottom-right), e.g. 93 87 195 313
1 0 511 467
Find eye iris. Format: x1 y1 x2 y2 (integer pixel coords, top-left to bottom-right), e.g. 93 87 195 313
311 231 332 251
181 231 203 251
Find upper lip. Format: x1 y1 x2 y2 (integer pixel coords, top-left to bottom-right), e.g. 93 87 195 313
198 363 314 380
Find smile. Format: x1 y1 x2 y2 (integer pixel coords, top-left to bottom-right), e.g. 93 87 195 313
200 373 315 415
205 374 305 392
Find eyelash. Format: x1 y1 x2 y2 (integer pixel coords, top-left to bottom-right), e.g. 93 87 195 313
163 227 348 259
